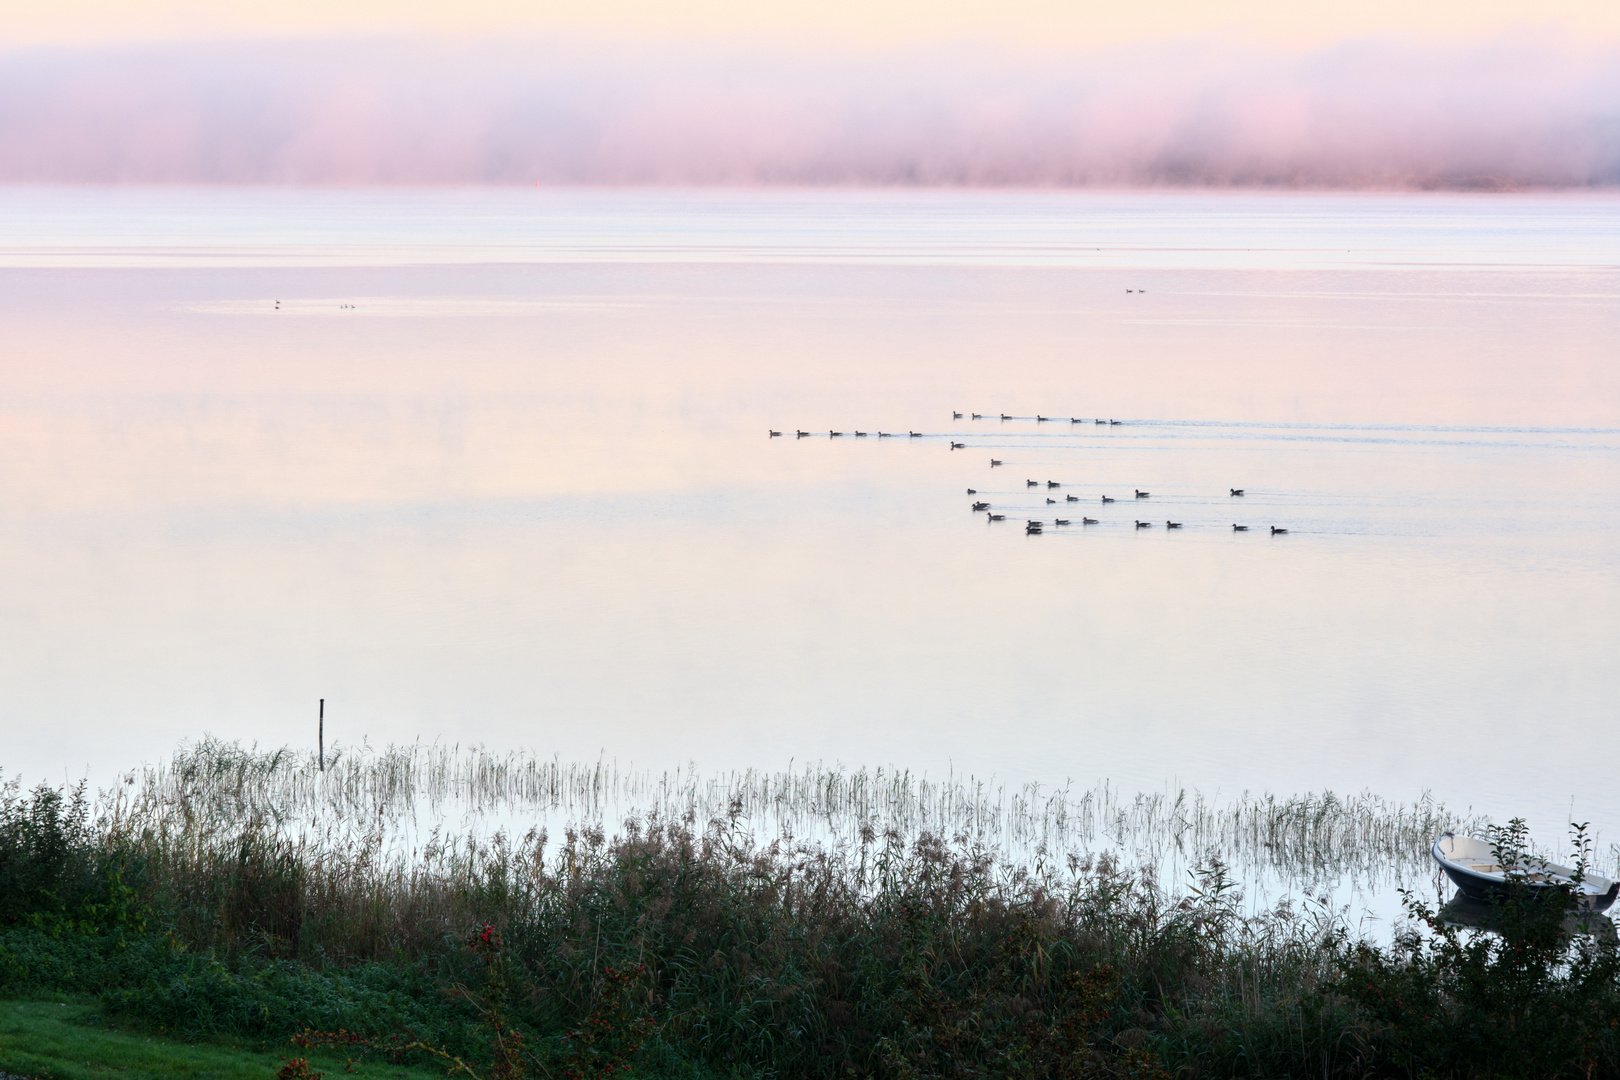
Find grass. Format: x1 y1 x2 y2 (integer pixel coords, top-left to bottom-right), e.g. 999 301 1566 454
5 742 1620 1078
0 995 445 1080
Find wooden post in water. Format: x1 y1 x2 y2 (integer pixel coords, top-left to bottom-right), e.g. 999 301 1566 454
319 699 325 772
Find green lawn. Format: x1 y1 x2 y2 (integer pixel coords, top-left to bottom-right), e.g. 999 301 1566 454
0 997 448 1080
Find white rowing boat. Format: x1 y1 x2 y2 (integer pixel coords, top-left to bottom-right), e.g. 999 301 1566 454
1432 833 1620 911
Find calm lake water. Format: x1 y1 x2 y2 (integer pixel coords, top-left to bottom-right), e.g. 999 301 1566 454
2 188 1617 870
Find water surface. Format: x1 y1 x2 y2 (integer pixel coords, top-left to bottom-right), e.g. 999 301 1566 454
2 188 1617 872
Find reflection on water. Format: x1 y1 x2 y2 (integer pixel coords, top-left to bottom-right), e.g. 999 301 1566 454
1438 894 1618 941
1 189 1618 924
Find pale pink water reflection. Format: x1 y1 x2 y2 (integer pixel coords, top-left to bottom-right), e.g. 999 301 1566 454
1 190 1617 858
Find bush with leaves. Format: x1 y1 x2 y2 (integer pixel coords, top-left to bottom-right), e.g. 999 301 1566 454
1333 820 1620 1077
0 777 147 933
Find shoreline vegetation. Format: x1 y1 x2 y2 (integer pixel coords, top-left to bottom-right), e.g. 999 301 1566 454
117 739 1498 890
3 740 1619 1078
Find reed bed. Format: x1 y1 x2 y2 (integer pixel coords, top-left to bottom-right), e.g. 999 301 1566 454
104 738 1497 903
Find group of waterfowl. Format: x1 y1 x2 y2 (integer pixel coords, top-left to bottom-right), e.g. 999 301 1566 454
953 411 1125 425
767 411 1130 440
769 430 927 438
969 481 1289 535
769 416 1292 537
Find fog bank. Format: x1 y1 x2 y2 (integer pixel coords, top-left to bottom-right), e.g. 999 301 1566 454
1 36 1616 186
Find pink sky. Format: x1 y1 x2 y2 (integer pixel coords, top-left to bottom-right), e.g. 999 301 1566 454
6 0 1618 51
0 0 1615 186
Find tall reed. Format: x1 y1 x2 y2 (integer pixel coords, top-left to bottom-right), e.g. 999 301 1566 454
105 738 1495 899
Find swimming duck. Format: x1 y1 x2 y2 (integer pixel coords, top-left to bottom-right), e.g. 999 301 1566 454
1166 521 1182 529
972 501 990 511
952 411 962 419
1271 526 1288 535
1232 524 1248 531
1135 490 1150 498
769 430 781 437
1047 481 1060 488
1101 496 1115 503
1026 479 1039 487
987 514 1006 522
950 442 965 449
1065 494 1079 502
1082 517 1098 525
1054 518 1070 526
1135 520 1152 528
1230 488 1244 496
990 460 1003 467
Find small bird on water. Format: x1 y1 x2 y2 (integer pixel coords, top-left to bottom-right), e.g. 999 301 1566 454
1066 494 1079 502
1135 490 1150 498
1271 526 1288 535
1230 488 1245 496
1166 521 1182 529
1232 524 1249 531
769 430 780 437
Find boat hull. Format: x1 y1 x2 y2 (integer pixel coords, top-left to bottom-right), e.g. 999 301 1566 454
1432 835 1620 913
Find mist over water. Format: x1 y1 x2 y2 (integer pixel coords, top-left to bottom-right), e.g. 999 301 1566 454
1 35 1617 186
1 189 1618 917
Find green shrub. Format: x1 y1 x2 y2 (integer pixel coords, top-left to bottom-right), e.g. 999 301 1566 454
0 778 147 934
